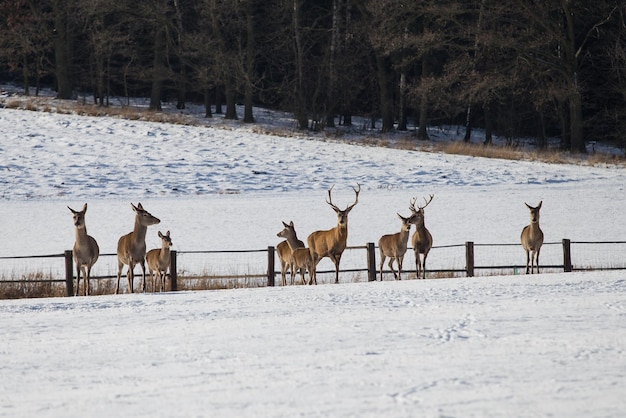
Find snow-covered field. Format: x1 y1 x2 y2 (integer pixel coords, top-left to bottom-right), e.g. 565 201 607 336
1 101 626 417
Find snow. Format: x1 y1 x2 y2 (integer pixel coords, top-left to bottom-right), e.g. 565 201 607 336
1 101 626 417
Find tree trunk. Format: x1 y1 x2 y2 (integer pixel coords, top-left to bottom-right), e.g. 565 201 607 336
376 53 394 133
204 88 213 118
483 103 493 145
243 0 255 123
52 0 73 99
563 2 585 153
293 0 308 129
224 75 238 120
149 26 165 111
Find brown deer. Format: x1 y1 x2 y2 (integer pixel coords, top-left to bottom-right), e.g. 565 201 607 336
409 195 434 280
521 201 544 274
307 184 360 284
115 203 160 294
146 230 173 292
276 221 305 285
277 221 316 285
378 213 413 281
68 203 100 296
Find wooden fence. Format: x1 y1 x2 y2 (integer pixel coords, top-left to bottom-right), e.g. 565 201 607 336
1 239 625 297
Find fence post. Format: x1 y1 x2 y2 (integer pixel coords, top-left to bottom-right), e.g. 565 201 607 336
169 250 177 291
366 242 377 281
64 250 74 297
465 241 474 277
267 246 275 287
562 239 572 272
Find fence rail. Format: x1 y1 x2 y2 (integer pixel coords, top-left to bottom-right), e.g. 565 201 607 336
1 239 625 297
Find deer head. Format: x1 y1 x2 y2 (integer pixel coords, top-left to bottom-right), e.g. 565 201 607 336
525 201 542 224
68 203 88 229
409 194 434 225
326 184 361 227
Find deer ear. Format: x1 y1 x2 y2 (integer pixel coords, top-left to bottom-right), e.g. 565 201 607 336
68 206 77 214
537 201 542 209
158 231 164 238
289 221 294 227
166 230 170 237
137 202 144 210
82 203 88 212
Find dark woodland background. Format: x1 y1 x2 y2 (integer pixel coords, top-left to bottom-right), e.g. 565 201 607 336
1 0 625 152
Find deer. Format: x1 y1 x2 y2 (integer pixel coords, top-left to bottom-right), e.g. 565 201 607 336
277 221 316 285
409 194 434 280
68 203 100 296
378 213 413 281
307 184 360 284
115 202 161 294
521 201 544 274
276 221 306 285
146 230 173 292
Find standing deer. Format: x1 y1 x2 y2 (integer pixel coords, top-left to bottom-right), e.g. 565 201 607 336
276 221 305 285
378 213 413 281
307 184 360 284
409 194 434 280
277 221 316 285
68 203 100 296
146 230 173 292
115 202 160 294
521 201 544 274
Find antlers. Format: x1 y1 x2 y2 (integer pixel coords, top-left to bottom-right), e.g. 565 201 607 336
326 184 361 212
410 194 434 211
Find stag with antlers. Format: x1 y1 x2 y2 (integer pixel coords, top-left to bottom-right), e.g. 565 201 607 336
409 194 434 280
308 184 360 284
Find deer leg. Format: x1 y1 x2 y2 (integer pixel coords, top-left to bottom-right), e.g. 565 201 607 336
398 256 404 281
127 263 134 294
535 248 541 274
379 253 386 281
422 252 429 279
74 263 81 297
388 258 397 280
280 263 287 286
299 267 307 285
525 250 530 274
414 250 421 280
84 266 90 296
333 254 341 284
140 261 147 292
115 260 124 294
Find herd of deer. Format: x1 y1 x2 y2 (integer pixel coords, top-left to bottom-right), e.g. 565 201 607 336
67 186 544 296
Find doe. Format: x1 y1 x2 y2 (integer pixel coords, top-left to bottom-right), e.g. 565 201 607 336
115 203 160 294
68 203 100 296
276 221 305 285
146 230 173 292
521 201 544 274
378 213 413 281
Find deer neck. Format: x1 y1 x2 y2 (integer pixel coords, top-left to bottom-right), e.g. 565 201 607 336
132 217 148 245
284 234 302 251
75 225 90 244
529 220 541 233
399 228 410 245
334 222 349 246
160 245 171 263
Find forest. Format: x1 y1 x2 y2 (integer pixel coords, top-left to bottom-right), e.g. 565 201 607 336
0 0 625 152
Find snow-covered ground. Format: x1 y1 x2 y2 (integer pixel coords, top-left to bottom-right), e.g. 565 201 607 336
1 100 626 417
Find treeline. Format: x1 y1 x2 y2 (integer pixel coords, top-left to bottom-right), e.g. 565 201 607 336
1 0 625 152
